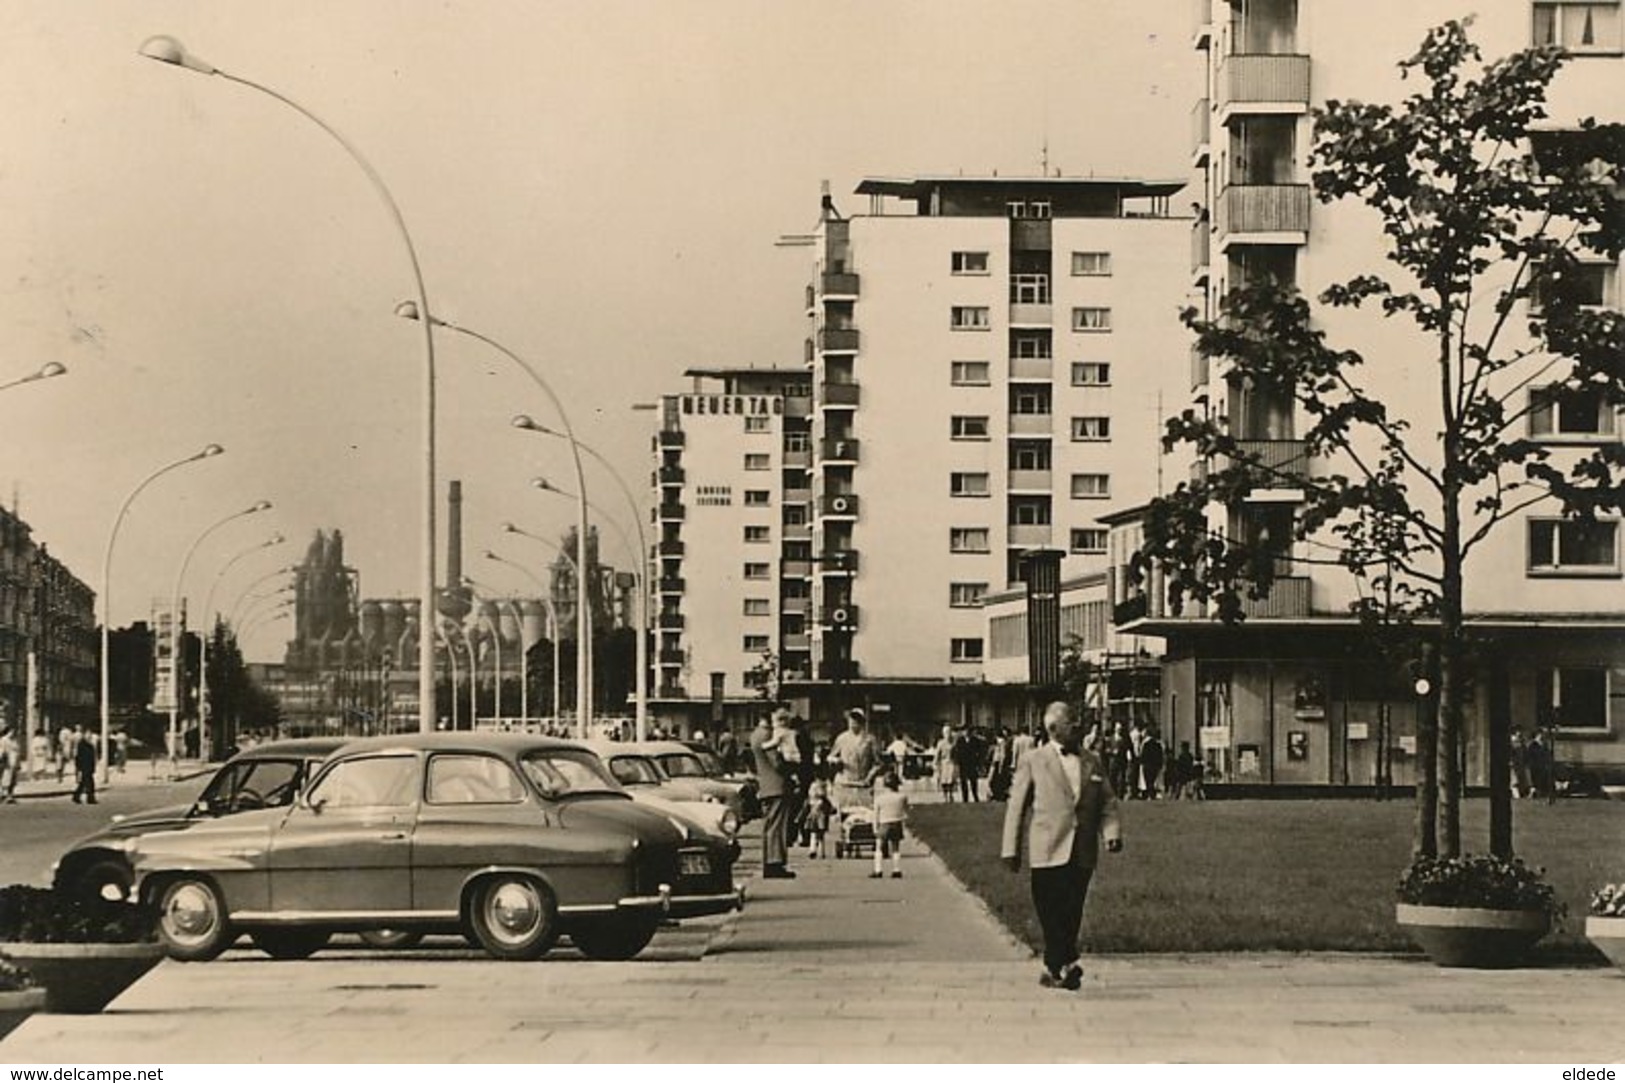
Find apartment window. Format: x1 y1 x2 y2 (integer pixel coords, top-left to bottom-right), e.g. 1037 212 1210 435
743 416 772 433
743 635 771 653
950 528 991 553
743 525 771 544
1011 442 1051 470
951 415 991 440
743 562 772 580
949 582 989 608
1071 251 1113 276
744 490 772 507
742 598 771 617
1011 386 1051 415
1528 518 1619 574
1072 307 1112 332
951 360 991 386
950 472 991 498
951 251 990 275
1071 416 1112 441
1010 273 1051 304
1010 497 1051 526
1071 362 1111 386
784 430 811 452
695 485 732 506
1007 201 1052 220
1529 385 1617 439
1537 666 1612 732
951 306 992 331
744 452 771 471
1533 3 1623 52
950 638 986 663
1070 473 1111 499
1531 261 1618 311
1012 332 1052 359
1071 528 1109 554
783 505 808 526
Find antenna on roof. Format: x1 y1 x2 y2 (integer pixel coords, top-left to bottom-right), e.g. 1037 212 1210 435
1041 138 1049 177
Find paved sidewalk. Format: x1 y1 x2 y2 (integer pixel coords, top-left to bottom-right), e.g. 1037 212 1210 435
4 830 1624 1062
8 758 209 801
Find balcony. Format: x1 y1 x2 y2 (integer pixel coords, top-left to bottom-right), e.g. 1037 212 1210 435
657 577 686 594
657 502 686 521
1226 438 1310 484
1007 468 1052 492
822 271 861 297
657 430 685 449
782 559 813 578
1008 412 1053 437
782 632 812 652
658 613 686 631
656 683 687 699
818 659 860 681
657 465 685 486
820 437 860 463
1238 576 1311 618
821 382 860 407
657 539 685 557
1191 219 1211 278
1010 356 1052 380
1191 97 1210 165
1190 458 1210 485
821 493 860 518
782 520 812 540
783 446 811 468
784 486 813 506
781 596 810 616
1009 302 1053 327
658 647 686 665
820 603 861 628
1192 0 1212 47
784 395 813 417
1008 523 1054 547
1218 54 1311 114
1190 347 1210 391
1011 218 1051 251
819 327 860 352
1113 594 1149 626
820 549 859 573
1216 184 1311 244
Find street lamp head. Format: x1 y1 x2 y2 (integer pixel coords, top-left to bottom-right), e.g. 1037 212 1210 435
247 500 272 513
501 522 519 534
37 362 66 380
138 35 218 75
265 534 285 546
196 443 225 460
512 414 539 431
483 550 502 562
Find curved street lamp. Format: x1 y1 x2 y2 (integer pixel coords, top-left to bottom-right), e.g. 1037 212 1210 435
395 300 590 737
198 537 286 759
432 618 462 730
485 550 563 728
167 501 273 760
0 362 67 394
140 35 438 735
464 576 530 727
100 443 223 782
231 581 295 632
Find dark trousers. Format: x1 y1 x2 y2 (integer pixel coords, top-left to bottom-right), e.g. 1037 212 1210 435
73 767 97 804
1030 862 1094 975
958 774 980 803
760 794 789 868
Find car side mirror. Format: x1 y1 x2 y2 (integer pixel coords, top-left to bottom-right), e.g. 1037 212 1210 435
298 794 326 814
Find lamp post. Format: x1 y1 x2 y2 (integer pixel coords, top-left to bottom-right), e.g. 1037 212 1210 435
100 444 223 783
230 580 294 631
140 35 438 735
515 421 650 739
461 584 504 725
464 576 527 728
394 302 590 737
432 619 460 730
0 362 66 394
167 501 272 763
485 551 562 730
198 538 286 761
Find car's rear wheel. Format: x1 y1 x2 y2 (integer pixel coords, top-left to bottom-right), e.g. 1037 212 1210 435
568 914 661 961
155 877 232 962
358 928 424 950
468 875 557 961
249 928 330 960
70 858 133 903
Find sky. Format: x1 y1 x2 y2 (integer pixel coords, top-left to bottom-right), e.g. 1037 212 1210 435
0 0 1193 660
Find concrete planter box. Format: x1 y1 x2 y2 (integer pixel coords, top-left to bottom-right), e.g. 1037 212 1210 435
1395 904 1550 969
0 988 47 1040
1585 916 1625 970
0 943 164 1014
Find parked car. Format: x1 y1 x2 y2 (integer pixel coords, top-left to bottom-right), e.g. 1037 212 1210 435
578 739 741 842
635 740 756 822
63 732 742 963
52 737 348 903
682 740 762 820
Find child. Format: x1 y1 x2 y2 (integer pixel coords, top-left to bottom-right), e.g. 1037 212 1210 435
805 777 834 859
870 771 909 879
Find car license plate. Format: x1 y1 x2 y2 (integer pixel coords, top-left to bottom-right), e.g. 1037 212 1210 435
679 853 710 876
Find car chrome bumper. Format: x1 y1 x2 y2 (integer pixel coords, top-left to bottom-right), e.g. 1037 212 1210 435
616 881 747 918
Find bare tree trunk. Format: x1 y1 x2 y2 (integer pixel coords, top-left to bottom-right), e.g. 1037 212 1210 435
1488 650 1514 857
1414 639 1438 859
1438 507 1465 859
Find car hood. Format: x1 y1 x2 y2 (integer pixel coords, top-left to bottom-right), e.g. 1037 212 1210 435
627 791 732 839
58 802 199 859
555 794 685 845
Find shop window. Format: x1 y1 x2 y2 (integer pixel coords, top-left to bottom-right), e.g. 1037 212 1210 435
1537 666 1611 731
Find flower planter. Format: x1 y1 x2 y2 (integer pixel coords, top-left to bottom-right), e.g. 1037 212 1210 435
0 943 164 1014
0 988 47 1041
1585 915 1625 970
1395 903 1551 968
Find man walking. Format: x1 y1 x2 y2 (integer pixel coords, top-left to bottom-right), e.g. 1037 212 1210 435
1001 701 1122 990
751 705 795 879
72 725 98 805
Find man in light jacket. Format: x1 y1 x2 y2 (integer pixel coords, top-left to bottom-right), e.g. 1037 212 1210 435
1001 700 1122 990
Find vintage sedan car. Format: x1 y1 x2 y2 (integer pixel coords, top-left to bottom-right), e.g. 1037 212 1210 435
683 740 762 820
634 740 756 821
98 733 742 963
53 737 348 902
578 740 740 841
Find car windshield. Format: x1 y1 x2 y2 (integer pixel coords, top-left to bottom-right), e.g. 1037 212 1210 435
520 750 625 800
606 755 664 786
656 753 708 779
690 748 726 775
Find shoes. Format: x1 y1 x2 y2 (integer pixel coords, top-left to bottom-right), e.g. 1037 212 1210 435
763 865 797 880
890 871 903 879
1061 963 1083 991
868 871 883 879
1038 969 1062 988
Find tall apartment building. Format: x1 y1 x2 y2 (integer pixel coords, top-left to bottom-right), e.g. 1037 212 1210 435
651 367 813 733
1108 0 1625 788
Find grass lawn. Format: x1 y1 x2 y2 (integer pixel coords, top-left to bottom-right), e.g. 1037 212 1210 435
909 797 1625 957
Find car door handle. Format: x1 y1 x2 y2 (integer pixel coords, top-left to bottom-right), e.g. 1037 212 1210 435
378 831 408 841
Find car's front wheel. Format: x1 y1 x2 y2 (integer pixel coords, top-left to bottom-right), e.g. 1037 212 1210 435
468 875 557 961
70 858 133 903
568 914 660 961
358 928 424 950
155 877 232 962
250 928 330 960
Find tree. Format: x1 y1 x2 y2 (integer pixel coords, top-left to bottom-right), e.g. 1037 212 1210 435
744 650 781 702
1136 22 1624 860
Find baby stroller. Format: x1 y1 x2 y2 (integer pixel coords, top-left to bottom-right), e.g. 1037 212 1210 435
833 804 877 859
